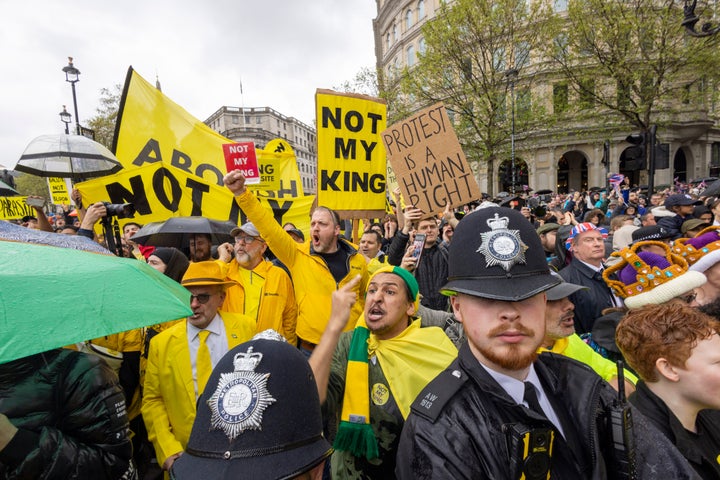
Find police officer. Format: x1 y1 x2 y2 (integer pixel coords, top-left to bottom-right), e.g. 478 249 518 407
395 206 699 479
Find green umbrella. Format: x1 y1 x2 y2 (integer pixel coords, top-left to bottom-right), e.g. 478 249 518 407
0 240 192 364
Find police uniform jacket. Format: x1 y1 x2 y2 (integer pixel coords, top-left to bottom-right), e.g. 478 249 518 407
222 258 298 346
630 381 720 479
234 190 368 345
0 349 134 479
396 343 700 480
141 313 255 465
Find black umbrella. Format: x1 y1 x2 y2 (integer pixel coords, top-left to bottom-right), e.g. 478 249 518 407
15 134 123 181
131 216 236 248
700 178 720 198
535 189 553 195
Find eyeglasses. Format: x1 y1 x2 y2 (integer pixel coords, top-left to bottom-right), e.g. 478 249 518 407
189 294 212 304
678 291 697 304
234 235 260 244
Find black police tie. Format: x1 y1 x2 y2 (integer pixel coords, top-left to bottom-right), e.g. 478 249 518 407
524 381 545 416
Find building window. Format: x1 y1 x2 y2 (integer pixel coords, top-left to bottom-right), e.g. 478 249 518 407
386 32 391 50
554 0 567 11
515 41 530 69
553 83 569 114
418 0 425 19
419 37 426 55
393 24 398 42
232 115 239 124
256 116 262 124
579 78 595 109
406 9 413 30
407 45 415 66
493 47 506 71
617 80 631 109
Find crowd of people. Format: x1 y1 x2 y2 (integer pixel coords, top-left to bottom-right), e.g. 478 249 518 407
2 174 720 479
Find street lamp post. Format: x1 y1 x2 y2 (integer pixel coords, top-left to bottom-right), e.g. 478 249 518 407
683 0 720 37
505 68 519 194
59 105 72 134
62 57 81 135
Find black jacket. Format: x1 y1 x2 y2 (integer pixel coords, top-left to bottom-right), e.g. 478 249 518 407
396 344 700 479
630 381 720 479
0 349 135 479
559 259 616 334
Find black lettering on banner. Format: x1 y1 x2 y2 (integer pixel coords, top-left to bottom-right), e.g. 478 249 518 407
266 199 292 225
132 138 163 167
195 163 224 186
152 168 182 212
106 175 152 215
171 149 193 174
0 198 34 218
185 178 210 216
321 107 383 134
321 170 386 193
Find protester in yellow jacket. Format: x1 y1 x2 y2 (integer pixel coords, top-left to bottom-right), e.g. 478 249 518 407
141 262 255 473
224 170 368 350
220 222 298 345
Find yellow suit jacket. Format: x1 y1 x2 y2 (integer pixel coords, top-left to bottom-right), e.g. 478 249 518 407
141 312 255 465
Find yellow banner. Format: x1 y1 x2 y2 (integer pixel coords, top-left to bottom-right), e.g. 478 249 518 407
0 197 35 220
47 177 71 204
78 68 306 226
315 89 387 217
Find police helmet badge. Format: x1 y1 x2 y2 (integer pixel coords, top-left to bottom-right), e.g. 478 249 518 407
477 213 528 271
207 346 276 440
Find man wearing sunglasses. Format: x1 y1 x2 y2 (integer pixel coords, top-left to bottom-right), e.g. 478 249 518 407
142 261 256 474
219 222 298 345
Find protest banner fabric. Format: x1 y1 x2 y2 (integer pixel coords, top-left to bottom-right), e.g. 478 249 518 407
0 197 35 220
77 68 307 229
315 89 387 218
381 102 481 217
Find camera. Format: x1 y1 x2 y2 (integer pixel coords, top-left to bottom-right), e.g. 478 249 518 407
504 424 554 480
102 202 135 219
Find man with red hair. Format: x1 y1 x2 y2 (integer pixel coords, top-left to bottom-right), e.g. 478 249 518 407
617 303 720 479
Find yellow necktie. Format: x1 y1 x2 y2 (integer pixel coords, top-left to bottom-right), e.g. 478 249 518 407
196 330 212 396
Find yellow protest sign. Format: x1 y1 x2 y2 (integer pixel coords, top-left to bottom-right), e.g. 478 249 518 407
47 177 71 204
381 102 481 217
78 68 306 225
315 89 387 218
0 197 35 220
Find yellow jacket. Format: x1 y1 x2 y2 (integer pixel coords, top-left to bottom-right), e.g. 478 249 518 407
222 258 298 345
235 190 368 344
141 312 255 465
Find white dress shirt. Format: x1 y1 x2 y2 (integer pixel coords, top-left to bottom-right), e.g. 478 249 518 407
187 314 228 397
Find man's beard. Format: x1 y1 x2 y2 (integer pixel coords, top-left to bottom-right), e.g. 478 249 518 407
476 324 539 370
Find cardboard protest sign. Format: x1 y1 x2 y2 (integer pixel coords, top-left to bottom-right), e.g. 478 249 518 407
381 103 481 216
316 89 387 218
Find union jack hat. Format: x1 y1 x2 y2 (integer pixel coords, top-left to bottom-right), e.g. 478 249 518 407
565 222 608 251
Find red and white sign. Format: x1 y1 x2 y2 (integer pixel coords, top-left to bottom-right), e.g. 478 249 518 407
223 142 260 184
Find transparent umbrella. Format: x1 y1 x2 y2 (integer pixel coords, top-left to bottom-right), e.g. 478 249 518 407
15 134 123 181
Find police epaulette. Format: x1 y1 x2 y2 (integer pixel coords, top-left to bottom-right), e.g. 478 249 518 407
409 365 467 423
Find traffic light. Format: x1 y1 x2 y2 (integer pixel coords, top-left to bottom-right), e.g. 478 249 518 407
625 132 647 170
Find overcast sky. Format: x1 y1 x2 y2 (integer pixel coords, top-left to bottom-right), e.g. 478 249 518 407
0 0 377 169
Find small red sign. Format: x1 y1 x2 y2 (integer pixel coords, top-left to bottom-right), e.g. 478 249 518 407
223 142 260 184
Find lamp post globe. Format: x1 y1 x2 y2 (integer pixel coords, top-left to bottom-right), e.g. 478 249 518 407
59 105 72 135
62 57 81 135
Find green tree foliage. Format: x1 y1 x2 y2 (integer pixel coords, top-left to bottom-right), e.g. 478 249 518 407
541 0 720 132
86 84 122 151
335 67 379 97
14 174 50 198
390 0 555 196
